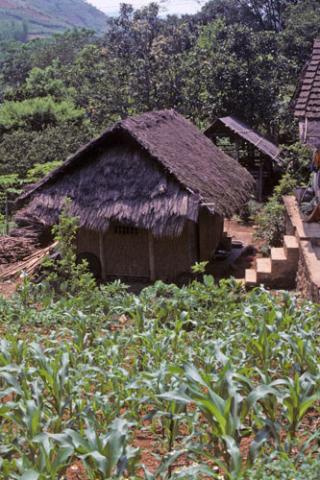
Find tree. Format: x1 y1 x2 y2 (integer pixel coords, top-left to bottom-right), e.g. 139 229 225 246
0 123 95 177
280 0 320 67
199 0 308 32
0 97 85 133
25 161 63 184
185 19 287 133
0 173 22 233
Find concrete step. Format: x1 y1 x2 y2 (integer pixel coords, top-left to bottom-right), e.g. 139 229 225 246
284 235 299 262
256 257 272 283
271 246 294 278
271 247 287 262
257 257 272 273
245 268 257 287
284 234 299 249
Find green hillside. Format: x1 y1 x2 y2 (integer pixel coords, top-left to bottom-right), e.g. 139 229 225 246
0 0 107 41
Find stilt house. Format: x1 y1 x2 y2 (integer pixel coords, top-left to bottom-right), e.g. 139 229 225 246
205 116 281 201
17 110 254 282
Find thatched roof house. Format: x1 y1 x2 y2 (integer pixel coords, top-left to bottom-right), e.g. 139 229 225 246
18 110 254 282
294 38 320 147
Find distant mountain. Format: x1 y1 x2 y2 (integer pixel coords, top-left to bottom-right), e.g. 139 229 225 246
0 0 108 40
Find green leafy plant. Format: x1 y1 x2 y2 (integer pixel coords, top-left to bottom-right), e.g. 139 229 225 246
42 198 96 298
56 419 140 479
255 173 298 249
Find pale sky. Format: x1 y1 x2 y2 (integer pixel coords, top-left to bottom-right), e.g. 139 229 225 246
88 0 202 16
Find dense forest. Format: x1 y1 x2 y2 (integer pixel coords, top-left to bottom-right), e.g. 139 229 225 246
0 0 319 207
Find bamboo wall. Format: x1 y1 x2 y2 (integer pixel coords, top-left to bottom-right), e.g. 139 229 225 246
76 213 224 282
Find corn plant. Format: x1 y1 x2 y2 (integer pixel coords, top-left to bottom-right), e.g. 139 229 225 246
54 418 140 479
161 364 280 479
281 372 320 446
30 344 73 430
0 266 319 479
0 434 73 480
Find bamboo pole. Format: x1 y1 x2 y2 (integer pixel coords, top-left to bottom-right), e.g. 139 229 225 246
99 232 106 281
148 231 155 281
0 242 57 281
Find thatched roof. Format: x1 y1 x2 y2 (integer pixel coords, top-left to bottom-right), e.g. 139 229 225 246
17 110 254 236
205 116 281 163
294 39 320 120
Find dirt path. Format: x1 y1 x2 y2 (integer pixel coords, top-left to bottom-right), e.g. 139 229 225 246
224 218 260 247
209 218 263 280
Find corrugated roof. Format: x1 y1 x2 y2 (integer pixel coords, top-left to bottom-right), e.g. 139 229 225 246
295 38 320 120
205 116 281 162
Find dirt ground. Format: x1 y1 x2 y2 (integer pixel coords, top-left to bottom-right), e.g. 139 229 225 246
224 218 257 247
208 219 262 280
0 280 19 298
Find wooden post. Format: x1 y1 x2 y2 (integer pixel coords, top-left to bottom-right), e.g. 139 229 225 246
99 231 106 281
188 221 197 266
235 138 240 162
148 231 155 281
258 159 264 202
5 193 9 235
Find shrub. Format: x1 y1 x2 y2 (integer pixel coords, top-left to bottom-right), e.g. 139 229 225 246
0 96 84 133
42 198 96 297
280 142 312 186
245 455 320 480
25 161 63 184
238 199 262 224
255 200 286 248
254 173 297 249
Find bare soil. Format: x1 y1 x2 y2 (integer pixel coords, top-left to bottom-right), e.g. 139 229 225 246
0 280 19 298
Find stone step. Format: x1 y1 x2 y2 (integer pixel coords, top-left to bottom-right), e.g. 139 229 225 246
245 268 257 287
256 257 272 283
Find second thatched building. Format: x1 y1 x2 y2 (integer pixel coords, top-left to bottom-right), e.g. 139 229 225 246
17 110 254 282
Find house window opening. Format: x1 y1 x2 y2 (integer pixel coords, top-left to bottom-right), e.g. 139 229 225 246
114 225 139 235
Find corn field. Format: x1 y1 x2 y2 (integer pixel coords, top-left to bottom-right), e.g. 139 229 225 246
0 277 319 479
